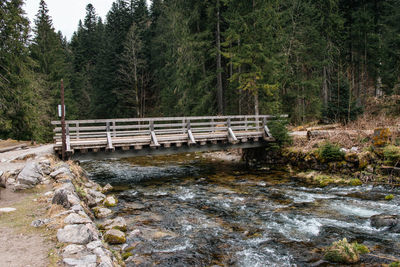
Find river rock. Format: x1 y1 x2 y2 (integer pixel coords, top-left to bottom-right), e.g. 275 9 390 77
63 244 86 256
31 218 49 227
103 195 118 207
87 189 106 204
63 255 97 267
99 217 127 232
98 255 113 267
370 214 400 232
102 183 113 194
93 207 112 219
16 162 42 188
104 229 126 244
86 240 102 250
50 166 71 179
64 213 92 224
57 224 93 244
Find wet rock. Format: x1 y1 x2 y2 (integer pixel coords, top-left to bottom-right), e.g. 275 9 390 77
31 218 49 227
93 207 112 219
87 189 105 204
370 214 400 232
64 213 92 224
63 244 86 256
103 195 118 207
124 203 146 211
52 189 71 208
324 238 360 264
57 224 93 244
16 162 42 188
104 229 126 244
99 217 127 232
63 255 97 267
101 183 113 194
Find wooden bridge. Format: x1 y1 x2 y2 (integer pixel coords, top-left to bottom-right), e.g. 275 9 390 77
51 115 283 160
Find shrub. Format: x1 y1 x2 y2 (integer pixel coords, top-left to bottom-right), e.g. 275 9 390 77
383 145 400 166
267 119 292 148
318 142 345 162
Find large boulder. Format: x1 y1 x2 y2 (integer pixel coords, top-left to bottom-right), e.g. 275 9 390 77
16 162 42 188
370 214 400 232
57 224 93 244
104 229 126 244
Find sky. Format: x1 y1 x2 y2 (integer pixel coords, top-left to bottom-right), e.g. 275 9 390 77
24 0 151 40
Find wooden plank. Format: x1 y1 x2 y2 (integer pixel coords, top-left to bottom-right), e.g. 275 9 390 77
188 129 196 144
106 132 114 150
51 114 287 125
150 131 160 147
228 127 238 143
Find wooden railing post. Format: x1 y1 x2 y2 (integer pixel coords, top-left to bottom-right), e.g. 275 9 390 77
112 121 116 138
76 122 79 140
106 121 114 150
187 119 196 144
227 117 237 143
65 123 71 152
263 116 271 138
150 120 160 147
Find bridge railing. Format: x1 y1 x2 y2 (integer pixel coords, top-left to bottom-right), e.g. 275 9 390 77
51 115 286 152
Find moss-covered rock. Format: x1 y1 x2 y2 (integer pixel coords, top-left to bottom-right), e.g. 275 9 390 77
385 194 394 201
373 128 391 147
349 178 362 186
104 229 126 244
93 207 112 218
324 238 360 264
383 145 400 166
99 216 127 232
103 195 118 207
345 152 359 163
389 262 400 267
122 252 133 260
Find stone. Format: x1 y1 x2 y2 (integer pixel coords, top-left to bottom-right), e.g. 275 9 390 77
86 223 100 240
31 218 49 227
63 255 97 267
324 238 360 264
57 224 93 244
63 244 85 256
99 217 127 232
16 162 42 187
86 240 102 250
50 166 71 179
67 194 81 206
52 189 71 208
101 183 113 194
93 247 106 256
87 189 106 201
370 214 400 232
98 255 113 267
93 207 112 219
64 213 92 224
0 207 16 213
103 195 118 207
104 229 126 244
71 204 84 212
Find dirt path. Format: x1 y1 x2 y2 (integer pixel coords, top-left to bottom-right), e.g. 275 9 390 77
0 141 58 267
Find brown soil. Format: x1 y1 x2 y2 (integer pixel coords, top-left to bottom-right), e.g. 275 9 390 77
0 187 58 267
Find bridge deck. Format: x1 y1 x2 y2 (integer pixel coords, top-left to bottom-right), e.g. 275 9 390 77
52 115 281 159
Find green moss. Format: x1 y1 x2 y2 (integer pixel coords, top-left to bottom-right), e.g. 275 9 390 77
122 252 133 260
349 178 362 186
353 242 370 254
389 262 400 267
383 145 400 166
324 238 360 264
385 194 394 201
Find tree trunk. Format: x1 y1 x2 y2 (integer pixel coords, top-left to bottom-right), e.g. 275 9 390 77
323 65 328 107
254 89 259 116
216 0 223 115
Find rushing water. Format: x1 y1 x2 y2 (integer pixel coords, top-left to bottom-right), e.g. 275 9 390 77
81 154 400 266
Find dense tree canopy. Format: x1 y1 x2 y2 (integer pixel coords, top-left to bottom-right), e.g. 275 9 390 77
0 0 399 141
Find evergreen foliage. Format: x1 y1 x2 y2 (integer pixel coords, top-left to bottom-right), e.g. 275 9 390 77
1 0 400 141
317 142 345 162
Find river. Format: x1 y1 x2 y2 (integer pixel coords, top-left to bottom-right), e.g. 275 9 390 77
81 153 400 266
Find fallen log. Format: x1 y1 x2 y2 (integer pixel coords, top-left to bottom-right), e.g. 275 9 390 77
307 130 373 140
0 144 28 153
306 123 341 131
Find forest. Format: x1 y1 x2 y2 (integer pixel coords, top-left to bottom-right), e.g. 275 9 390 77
0 0 399 142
